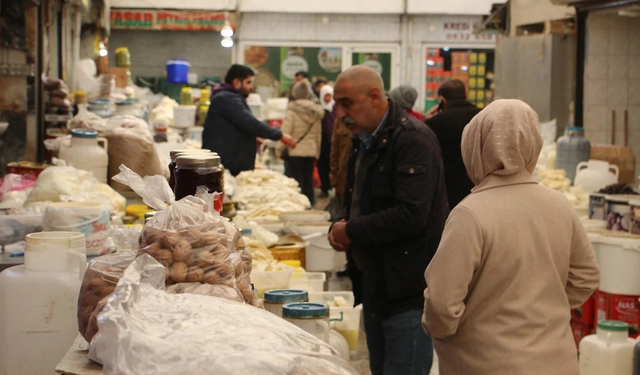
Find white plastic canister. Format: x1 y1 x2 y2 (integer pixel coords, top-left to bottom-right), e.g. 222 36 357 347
0 232 87 375
579 320 635 375
59 129 109 183
44 202 112 257
287 222 335 272
591 233 640 295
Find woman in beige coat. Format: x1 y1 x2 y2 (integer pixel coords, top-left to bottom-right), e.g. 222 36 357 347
422 99 600 375
278 79 324 206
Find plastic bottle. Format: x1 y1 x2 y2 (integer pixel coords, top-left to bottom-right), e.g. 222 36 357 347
58 129 109 183
198 88 211 127
579 320 635 375
0 232 87 375
556 126 591 183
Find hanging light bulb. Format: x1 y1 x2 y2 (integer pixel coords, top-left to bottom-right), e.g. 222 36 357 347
221 37 234 48
221 19 234 38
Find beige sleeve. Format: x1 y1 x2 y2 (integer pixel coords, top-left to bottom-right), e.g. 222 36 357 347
565 212 600 309
423 206 483 339
277 110 294 154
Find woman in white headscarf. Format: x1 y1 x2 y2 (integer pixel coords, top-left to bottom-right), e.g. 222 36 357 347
422 99 600 375
318 84 336 198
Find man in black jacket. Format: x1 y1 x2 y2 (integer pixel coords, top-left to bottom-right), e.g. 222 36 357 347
329 65 449 375
425 79 481 209
203 65 296 176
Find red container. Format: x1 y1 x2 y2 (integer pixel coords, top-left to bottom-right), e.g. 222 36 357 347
595 290 640 338
6 162 50 179
571 293 596 325
570 320 593 349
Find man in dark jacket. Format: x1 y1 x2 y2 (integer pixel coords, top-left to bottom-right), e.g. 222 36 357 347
203 64 296 176
425 79 481 208
329 65 449 375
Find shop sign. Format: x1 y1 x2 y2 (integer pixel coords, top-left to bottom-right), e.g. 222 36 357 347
110 9 235 31
442 21 498 42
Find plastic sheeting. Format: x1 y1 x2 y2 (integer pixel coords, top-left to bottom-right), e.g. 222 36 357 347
89 255 358 375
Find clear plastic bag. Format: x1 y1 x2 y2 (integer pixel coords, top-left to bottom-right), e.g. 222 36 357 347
77 252 137 343
113 165 260 307
89 255 357 375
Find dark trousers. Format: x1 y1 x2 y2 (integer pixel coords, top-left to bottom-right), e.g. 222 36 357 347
363 283 433 375
288 156 316 207
318 138 331 193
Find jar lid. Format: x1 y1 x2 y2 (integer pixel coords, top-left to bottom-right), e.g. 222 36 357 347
170 149 212 160
566 126 584 131
176 154 221 167
597 320 628 332
181 87 192 93
115 47 129 53
26 232 86 252
71 129 98 138
264 290 308 304
74 90 87 96
282 303 329 319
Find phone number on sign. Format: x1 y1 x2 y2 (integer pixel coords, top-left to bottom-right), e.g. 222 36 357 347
445 33 496 41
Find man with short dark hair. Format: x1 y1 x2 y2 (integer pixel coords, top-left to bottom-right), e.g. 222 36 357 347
294 71 310 83
329 65 449 375
203 64 296 176
425 79 481 209
313 78 328 98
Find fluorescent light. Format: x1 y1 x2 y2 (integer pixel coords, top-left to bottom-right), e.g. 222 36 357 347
221 37 234 48
427 60 435 66
443 46 450 51
461 65 468 71
221 20 233 38
98 49 108 57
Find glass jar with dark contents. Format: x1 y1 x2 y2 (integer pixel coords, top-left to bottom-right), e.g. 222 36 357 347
168 149 211 191
174 154 224 213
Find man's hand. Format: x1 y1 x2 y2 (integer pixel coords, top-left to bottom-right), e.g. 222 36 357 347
281 134 297 148
328 220 351 252
425 104 440 120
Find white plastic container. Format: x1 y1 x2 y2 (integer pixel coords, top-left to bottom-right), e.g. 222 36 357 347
184 126 204 143
44 202 112 257
290 272 327 292
0 232 87 375
590 233 640 295
574 160 619 193
251 264 294 298
286 222 334 272
283 303 330 343
579 320 635 375
173 105 197 128
308 291 362 351
59 129 109 183
263 289 308 317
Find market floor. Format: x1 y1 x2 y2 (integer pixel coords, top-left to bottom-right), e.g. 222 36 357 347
319 190 439 375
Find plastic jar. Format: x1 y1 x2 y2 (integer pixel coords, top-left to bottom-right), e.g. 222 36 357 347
579 320 635 375
264 290 309 317
174 154 223 213
181 87 193 105
283 302 330 343
115 47 131 68
0 232 87 375
168 149 213 191
556 126 591 183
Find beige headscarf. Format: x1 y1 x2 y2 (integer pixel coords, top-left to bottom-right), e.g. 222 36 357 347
461 99 543 185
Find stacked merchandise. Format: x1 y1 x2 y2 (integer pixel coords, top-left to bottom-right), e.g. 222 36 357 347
424 49 447 112
466 52 488 109
450 51 470 92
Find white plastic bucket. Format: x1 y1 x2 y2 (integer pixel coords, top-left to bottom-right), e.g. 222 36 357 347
286 222 335 272
591 233 640 295
290 272 326 292
251 264 294 298
185 126 204 143
173 105 197 128
44 202 112 257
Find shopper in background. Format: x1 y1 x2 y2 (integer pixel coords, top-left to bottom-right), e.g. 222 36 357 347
388 85 424 121
425 79 481 209
294 71 309 83
423 99 600 375
329 117 351 205
318 84 336 199
203 64 296 176
278 79 324 206
313 78 328 99
329 65 449 375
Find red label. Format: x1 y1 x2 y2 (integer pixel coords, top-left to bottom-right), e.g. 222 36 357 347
595 290 640 338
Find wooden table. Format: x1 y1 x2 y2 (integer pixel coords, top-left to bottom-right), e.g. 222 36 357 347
55 335 103 375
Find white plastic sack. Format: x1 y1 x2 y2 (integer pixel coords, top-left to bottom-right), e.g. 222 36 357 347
89 255 357 375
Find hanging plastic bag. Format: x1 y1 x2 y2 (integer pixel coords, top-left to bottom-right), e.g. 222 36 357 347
89 255 357 375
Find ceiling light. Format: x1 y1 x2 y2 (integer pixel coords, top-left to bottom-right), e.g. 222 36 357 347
443 46 450 51
221 20 233 38
427 60 435 66
221 37 234 48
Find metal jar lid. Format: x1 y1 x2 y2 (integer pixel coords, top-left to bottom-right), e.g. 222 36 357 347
170 149 212 161
282 303 329 319
264 290 309 304
176 154 221 168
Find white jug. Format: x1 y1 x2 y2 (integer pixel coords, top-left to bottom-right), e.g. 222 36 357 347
0 232 87 375
59 129 109 183
579 320 635 375
574 159 619 192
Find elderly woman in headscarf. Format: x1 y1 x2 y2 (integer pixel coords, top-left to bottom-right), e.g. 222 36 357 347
317 84 336 198
422 99 600 375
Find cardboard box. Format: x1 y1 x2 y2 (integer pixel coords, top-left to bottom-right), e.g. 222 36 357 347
479 53 487 64
468 90 477 101
469 78 478 88
478 65 486 76
572 293 596 325
477 78 486 88
571 320 594 349
595 290 640 338
477 90 485 101
469 65 477 76
470 52 478 64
